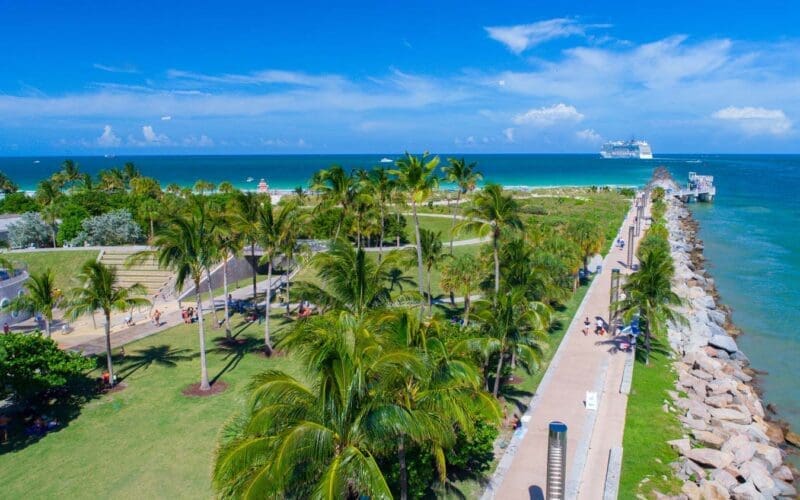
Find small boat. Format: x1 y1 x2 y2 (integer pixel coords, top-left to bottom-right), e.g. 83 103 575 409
246 177 254 182
380 157 393 163
33 160 40 164
686 160 702 164
104 154 115 159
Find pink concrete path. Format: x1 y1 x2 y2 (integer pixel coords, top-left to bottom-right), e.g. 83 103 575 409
486 199 649 499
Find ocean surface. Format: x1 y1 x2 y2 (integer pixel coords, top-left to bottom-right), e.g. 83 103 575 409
1 153 798 431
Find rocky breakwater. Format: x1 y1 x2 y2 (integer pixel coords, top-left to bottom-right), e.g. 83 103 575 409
663 198 797 499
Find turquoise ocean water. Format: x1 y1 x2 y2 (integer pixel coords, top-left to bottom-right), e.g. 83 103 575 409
1 153 798 431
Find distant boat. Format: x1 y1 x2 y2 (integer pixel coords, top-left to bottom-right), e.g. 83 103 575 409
246 177 254 182
600 140 653 159
104 154 115 158
33 160 40 164
686 160 702 164
380 157 393 163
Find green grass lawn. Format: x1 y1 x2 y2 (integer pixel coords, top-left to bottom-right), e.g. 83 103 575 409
619 342 684 497
406 214 480 242
6 250 100 289
0 313 297 499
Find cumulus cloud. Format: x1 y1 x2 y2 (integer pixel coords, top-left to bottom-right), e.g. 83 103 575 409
503 127 515 142
141 125 170 144
576 128 601 142
97 125 121 147
161 115 172 121
513 103 584 126
183 134 214 147
712 106 792 135
485 18 609 53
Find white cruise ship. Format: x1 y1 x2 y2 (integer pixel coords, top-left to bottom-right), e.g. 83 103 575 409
600 140 653 159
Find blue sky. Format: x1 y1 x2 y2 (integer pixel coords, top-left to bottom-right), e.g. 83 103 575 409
1 0 799 154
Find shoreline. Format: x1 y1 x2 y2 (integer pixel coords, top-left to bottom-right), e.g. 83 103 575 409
662 192 798 496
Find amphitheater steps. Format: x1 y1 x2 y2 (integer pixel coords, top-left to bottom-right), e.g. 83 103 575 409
98 248 174 297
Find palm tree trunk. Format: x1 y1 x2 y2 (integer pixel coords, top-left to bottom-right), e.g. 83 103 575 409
493 236 500 304
264 260 273 353
251 243 257 302
379 204 385 262
51 226 57 248
492 349 505 397
449 190 462 254
463 295 471 327
427 265 433 310
195 286 211 391
222 257 231 339
104 311 115 386
205 266 220 328
396 211 401 248
511 350 517 370
45 317 51 337
149 217 154 241
412 202 425 309
398 435 408 500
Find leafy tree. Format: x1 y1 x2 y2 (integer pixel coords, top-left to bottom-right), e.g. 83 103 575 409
458 184 522 302
5 269 61 336
0 171 18 194
69 209 144 246
446 420 498 476
129 176 162 198
311 165 356 239
0 333 93 402
569 219 604 273
393 152 440 308
0 192 38 214
66 261 149 386
8 212 51 249
55 202 90 246
443 158 482 254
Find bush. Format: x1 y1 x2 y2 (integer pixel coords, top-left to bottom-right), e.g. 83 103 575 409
0 192 39 214
378 443 437 499
69 209 143 246
8 212 52 248
56 202 90 246
0 333 94 402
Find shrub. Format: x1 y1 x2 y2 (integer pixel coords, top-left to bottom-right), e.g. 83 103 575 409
69 209 143 246
447 420 499 476
8 212 52 248
0 192 39 214
56 202 90 246
0 333 94 402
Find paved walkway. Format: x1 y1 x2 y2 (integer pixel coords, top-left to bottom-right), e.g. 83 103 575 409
485 198 650 499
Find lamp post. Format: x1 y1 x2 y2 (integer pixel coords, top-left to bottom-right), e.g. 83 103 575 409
610 268 621 322
547 421 568 500
627 225 635 268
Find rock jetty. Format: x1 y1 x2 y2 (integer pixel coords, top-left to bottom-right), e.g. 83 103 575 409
661 195 797 498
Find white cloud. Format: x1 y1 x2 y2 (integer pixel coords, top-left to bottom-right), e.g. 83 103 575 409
183 134 214 147
97 125 121 147
576 128 601 142
485 18 609 54
161 115 172 121
141 125 170 144
93 63 138 74
513 103 584 126
167 69 346 88
503 127 515 142
712 106 792 135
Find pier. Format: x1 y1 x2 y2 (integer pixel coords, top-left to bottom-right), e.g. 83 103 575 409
673 172 716 202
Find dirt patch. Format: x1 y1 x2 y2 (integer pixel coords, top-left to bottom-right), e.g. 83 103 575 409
101 381 128 394
256 348 287 358
182 380 229 397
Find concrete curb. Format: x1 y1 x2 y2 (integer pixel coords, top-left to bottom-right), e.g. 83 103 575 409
603 446 624 500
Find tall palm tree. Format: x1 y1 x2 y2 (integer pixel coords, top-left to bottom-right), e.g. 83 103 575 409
138 198 161 242
458 184 522 302
570 219 604 273
213 311 419 499
351 169 374 249
0 171 18 194
53 159 81 190
294 239 405 316
393 152 440 308
6 268 60 336
210 209 244 339
194 180 216 195
144 197 216 390
439 253 483 325
443 158 482 254
66 261 150 386
232 191 265 302
254 197 300 353
217 181 235 194
472 288 551 396
311 165 355 240
419 228 444 309
367 167 396 261
35 179 62 247
617 245 684 363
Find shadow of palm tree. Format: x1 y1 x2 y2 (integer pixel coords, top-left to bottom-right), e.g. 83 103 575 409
634 335 671 363
116 345 198 381
211 336 262 384
498 384 534 413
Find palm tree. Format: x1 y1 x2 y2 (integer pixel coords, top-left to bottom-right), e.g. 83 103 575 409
138 198 161 242
210 209 243 339
35 179 61 244
53 159 81 190
232 191 265 302
617 245 684 363
254 197 300 353
194 180 216 195
419 229 444 309
443 158 482 254
392 152 440 307
6 268 60 336
311 165 355 240
217 181 235 194
294 239 405 316
351 170 374 249
367 167 395 261
439 253 483 325
0 171 18 194
145 197 216 390
458 184 522 302
213 312 417 499
66 261 150 386
472 288 551 396
570 219 604 273
40 203 59 248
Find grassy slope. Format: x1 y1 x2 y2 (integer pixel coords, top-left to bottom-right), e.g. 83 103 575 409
619 346 684 497
6 250 99 290
0 315 297 499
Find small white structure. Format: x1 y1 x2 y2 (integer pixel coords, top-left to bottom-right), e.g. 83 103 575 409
257 179 269 194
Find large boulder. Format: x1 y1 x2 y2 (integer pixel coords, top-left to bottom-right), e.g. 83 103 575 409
692 430 726 449
710 407 752 425
710 468 739 490
698 480 729 500
669 438 691 455
708 334 739 354
740 460 776 494
753 443 783 470
684 448 734 469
